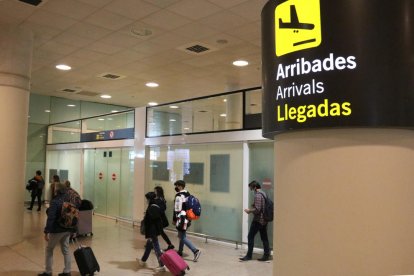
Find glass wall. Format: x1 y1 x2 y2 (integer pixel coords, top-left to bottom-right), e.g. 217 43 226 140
47 110 135 144
146 88 264 137
249 141 274 249
26 93 130 190
145 143 244 242
83 147 134 219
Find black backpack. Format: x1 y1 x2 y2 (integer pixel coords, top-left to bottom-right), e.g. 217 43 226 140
259 192 274 222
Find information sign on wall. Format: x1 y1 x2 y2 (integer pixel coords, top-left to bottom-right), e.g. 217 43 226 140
261 0 414 138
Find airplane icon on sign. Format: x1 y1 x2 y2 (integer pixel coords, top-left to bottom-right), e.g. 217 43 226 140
275 0 321 56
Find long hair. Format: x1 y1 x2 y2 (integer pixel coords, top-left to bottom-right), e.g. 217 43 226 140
154 186 165 199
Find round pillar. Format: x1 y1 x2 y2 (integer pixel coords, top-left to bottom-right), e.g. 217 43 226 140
0 25 33 246
275 129 414 276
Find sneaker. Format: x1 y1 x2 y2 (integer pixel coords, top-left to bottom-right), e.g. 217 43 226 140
154 265 166 272
193 249 201 262
58 273 71 276
239 256 252 261
257 255 270 262
38 273 52 276
136 258 146 266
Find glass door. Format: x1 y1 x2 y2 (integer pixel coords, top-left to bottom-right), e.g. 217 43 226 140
249 141 274 249
83 147 133 219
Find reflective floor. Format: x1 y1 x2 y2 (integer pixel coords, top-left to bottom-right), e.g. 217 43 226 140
0 207 273 275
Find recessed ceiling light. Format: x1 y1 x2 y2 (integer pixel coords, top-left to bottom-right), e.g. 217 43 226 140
56 64 71 71
220 113 227 117
100 94 112 99
223 99 227 102
45 110 51 113
111 110 118 113
148 102 158 106
98 118 105 121
107 118 113 121
233 60 249 67
67 104 76 107
169 119 176 122
184 127 190 130
169 105 179 109
146 82 159 87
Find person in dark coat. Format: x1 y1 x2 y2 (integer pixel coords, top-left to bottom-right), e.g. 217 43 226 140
27 170 45 212
154 186 175 251
38 182 72 276
138 192 166 273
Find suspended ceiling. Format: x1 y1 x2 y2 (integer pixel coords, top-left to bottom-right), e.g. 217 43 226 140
0 0 266 107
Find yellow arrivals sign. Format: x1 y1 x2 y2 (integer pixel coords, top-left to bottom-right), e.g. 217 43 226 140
275 0 322 57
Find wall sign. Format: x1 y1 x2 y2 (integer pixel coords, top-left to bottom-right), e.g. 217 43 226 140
262 0 414 138
80 128 134 142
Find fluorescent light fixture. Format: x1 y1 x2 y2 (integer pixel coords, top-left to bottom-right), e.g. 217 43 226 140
146 82 159 87
220 113 227 117
100 94 112 99
45 109 51 113
98 118 105 121
169 105 179 109
111 110 118 113
169 119 176 122
232 60 249 67
184 127 190 130
148 102 158 106
67 104 76 107
56 64 71 70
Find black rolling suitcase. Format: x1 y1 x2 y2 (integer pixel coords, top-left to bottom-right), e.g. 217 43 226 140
74 244 100 275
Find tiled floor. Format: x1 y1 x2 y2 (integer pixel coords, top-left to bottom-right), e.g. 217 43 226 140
0 207 273 275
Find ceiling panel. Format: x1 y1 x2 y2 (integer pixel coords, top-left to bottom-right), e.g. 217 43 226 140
1 0 264 107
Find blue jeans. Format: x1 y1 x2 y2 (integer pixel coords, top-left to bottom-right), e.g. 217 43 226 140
246 221 270 258
178 230 197 254
141 237 163 266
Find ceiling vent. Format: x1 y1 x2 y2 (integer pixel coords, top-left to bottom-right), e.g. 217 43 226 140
19 0 42 6
76 91 101 97
97 73 125 80
177 42 217 55
58 87 82 93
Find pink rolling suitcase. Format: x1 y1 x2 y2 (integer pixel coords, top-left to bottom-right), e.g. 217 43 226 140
160 249 190 276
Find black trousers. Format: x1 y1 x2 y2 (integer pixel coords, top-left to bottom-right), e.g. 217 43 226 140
29 189 42 210
246 220 270 257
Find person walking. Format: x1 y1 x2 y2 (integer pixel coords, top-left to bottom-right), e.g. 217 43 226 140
27 170 45 212
154 186 175 251
239 180 271 262
38 182 73 276
173 180 201 262
138 192 166 273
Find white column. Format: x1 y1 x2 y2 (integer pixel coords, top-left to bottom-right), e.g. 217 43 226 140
0 25 33 246
274 128 414 276
133 107 147 222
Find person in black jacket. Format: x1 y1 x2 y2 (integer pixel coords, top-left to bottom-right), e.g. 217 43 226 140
154 186 175 251
38 182 72 276
138 192 166 273
27 170 45 212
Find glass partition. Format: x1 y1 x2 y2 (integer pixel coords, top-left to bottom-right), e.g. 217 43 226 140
145 142 244 242
244 89 263 129
49 120 81 144
146 87 261 137
47 110 134 144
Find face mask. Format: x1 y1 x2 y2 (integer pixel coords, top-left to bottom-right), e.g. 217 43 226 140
175 187 180 192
